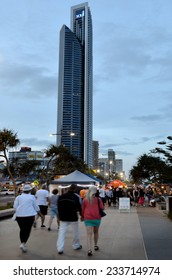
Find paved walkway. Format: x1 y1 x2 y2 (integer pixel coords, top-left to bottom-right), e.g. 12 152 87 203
0 206 172 260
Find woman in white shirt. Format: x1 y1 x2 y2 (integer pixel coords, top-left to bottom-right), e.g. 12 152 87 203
13 184 42 252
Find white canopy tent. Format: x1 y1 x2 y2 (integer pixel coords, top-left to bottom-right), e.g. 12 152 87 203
52 170 97 185
49 170 98 193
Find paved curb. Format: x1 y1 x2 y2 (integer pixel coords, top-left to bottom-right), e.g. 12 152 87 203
0 208 15 219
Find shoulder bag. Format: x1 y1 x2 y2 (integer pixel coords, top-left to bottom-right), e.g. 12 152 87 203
97 198 106 217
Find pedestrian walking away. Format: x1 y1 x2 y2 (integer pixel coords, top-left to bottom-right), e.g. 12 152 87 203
57 184 82 255
82 186 104 256
112 187 117 206
133 187 139 207
80 188 88 200
13 184 42 253
35 184 49 228
138 186 145 206
98 186 106 205
106 188 113 207
30 185 38 228
48 188 60 231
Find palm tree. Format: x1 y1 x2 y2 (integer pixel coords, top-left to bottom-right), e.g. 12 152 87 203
41 144 64 186
18 160 39 178
42 144 90 186
0 128 20 196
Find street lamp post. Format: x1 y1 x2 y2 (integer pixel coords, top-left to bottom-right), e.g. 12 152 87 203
50 130 75 147
50 129 62 146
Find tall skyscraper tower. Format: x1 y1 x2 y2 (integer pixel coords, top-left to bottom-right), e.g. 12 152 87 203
92 140 99 170
57 2 93 167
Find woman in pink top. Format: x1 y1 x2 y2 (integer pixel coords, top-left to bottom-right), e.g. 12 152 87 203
82 186 104 256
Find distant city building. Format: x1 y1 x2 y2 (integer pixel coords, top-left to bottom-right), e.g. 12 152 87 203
98 158 108 178
115 159 123 173
57 2 93 167
92 141 99 170
108 149 115 173
9 147 48 168
20 146 31 152
99 152 125 180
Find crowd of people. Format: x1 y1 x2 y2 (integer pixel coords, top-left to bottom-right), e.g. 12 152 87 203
13 182 169 256
13 183 104 256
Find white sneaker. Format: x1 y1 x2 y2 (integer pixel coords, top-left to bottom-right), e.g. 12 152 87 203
19 243 27 252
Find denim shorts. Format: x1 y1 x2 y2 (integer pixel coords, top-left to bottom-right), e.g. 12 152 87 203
50 207 58 218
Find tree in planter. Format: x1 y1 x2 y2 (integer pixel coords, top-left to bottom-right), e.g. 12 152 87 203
0 128 20 196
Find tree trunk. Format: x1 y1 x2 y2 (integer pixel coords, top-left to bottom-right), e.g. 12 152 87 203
6 164 17 197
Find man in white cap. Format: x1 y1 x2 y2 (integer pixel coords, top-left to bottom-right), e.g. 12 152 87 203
13 184 42 252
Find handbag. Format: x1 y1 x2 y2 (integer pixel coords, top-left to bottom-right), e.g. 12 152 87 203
97 198 106 217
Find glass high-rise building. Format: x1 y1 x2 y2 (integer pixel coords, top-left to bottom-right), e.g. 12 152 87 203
57 2 93 167
92 140 99 170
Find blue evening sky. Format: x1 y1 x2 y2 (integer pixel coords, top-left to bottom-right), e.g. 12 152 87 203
0 0 172 177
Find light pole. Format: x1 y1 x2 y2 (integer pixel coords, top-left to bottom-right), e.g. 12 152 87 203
50 129 63 145
50 130 75 147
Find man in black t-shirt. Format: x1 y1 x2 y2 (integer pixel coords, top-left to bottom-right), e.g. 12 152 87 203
57 184 82 254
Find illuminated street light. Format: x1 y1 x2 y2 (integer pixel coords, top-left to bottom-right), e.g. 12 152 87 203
49 129 62 137
50 131 75 137
49 130 62 145
49 130 75 146
49 133 60 137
